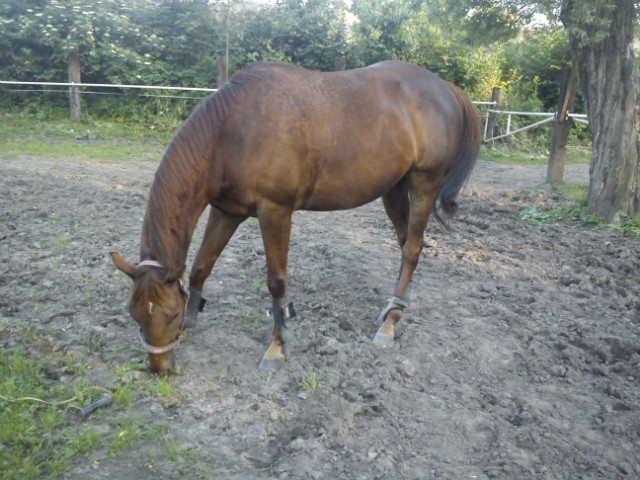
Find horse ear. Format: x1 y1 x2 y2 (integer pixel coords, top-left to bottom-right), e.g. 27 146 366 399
110 252 137 279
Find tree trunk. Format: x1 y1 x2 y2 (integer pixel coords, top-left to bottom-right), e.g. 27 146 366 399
216 55 228 88
564 0 640 222
484 87 500 144
67 48 81 122
546 62 577 186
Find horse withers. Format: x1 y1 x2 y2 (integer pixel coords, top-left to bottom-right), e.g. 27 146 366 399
110 60 482 373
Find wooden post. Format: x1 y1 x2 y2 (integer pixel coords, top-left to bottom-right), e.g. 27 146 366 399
67 48 81 122
546 62 578 186
485 87 500 143
334 56 346 71
216 55 228 88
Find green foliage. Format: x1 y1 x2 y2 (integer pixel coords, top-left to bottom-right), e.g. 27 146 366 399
0 0 588 132
613 214 640 239
0 350 100 479
517 205 600 227
516 180 640 239
499 27 573 109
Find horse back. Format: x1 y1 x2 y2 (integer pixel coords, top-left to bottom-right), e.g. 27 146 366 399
207 61 470 213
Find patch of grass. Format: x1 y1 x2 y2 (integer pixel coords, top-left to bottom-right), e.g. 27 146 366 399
516 205 600 227
557 182 588 204
0 323 181 480
0 113 167 161
0 350 105 480
482 147 548 164
0 139 162 162
142 375 183 406
253 278 267 288
481 145 590 165
0 112 172 143
53 233 69 251
297 373 320 390
517 201 640 239
613 214 640 239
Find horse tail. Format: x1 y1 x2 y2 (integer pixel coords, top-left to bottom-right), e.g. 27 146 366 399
433 83 482 227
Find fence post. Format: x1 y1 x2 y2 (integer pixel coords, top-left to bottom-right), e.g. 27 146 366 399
67 48 81 122
216 55 228 88
485 87 500 143
545 62 577 186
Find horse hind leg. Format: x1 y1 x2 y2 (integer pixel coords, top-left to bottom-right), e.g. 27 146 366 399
256 204 293 371
185 207 247 328
374 171 438 347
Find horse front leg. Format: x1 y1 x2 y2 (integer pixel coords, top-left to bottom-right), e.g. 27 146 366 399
256 204 293 371
374 171 438 347
185 207 247 328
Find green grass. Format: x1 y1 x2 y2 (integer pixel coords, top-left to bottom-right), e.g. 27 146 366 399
297 373 320 390
515 184 640 239
0 350 100 479
0 113 167 162
0 139 163 162
0 328 177 480
481 145 590 165
0 112 173 143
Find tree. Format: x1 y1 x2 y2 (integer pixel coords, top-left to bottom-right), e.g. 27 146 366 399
558 0 640 222
466 0 640 221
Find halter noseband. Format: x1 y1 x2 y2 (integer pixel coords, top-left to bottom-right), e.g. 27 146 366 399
136 260 190 355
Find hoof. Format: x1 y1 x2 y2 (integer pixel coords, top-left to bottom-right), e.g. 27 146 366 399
258 356 285 372
372 332 394 348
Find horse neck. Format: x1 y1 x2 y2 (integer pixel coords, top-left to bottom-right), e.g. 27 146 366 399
140 145 210 279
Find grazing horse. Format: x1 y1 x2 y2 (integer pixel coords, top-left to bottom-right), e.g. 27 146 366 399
110 60 481 374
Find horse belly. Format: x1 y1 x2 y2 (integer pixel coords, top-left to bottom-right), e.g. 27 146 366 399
299 160 407 211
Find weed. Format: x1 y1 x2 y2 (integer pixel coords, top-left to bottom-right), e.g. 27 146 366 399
108 418 143 455
53 233 69 251
297 373 320 390
253 278 267 288
613 214 640 239
516 205 600 227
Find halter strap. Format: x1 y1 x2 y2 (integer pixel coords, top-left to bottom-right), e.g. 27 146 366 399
138 328 185 355
134 259 190 355
137 259 166 269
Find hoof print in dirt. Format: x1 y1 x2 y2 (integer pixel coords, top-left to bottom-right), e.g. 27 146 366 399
372 332 394 348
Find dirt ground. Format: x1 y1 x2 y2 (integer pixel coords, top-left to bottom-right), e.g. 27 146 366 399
1 151 639 480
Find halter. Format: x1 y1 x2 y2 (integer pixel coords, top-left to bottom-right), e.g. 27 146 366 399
136 260 190 355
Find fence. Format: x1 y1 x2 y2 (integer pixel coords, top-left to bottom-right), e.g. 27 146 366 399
1 80 589 143
482 109 589 144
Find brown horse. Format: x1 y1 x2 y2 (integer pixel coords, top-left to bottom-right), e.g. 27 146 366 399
110 60 481 373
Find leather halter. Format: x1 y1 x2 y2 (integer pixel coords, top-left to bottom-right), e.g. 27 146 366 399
136 260 190 355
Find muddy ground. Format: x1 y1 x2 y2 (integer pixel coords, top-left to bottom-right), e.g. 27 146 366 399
1 152 639 480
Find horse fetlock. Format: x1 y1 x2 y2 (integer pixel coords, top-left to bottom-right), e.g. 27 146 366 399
184 287 204 328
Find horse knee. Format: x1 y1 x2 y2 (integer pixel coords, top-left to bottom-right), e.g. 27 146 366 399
267 274 286 300
401 244 422 270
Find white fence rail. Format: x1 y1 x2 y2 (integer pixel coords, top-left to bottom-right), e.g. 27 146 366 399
483 108 589 143
0 80 216 92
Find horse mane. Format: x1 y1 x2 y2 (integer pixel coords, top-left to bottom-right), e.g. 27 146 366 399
142 65 263 275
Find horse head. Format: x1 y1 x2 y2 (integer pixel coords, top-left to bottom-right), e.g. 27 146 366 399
110 252 188 374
